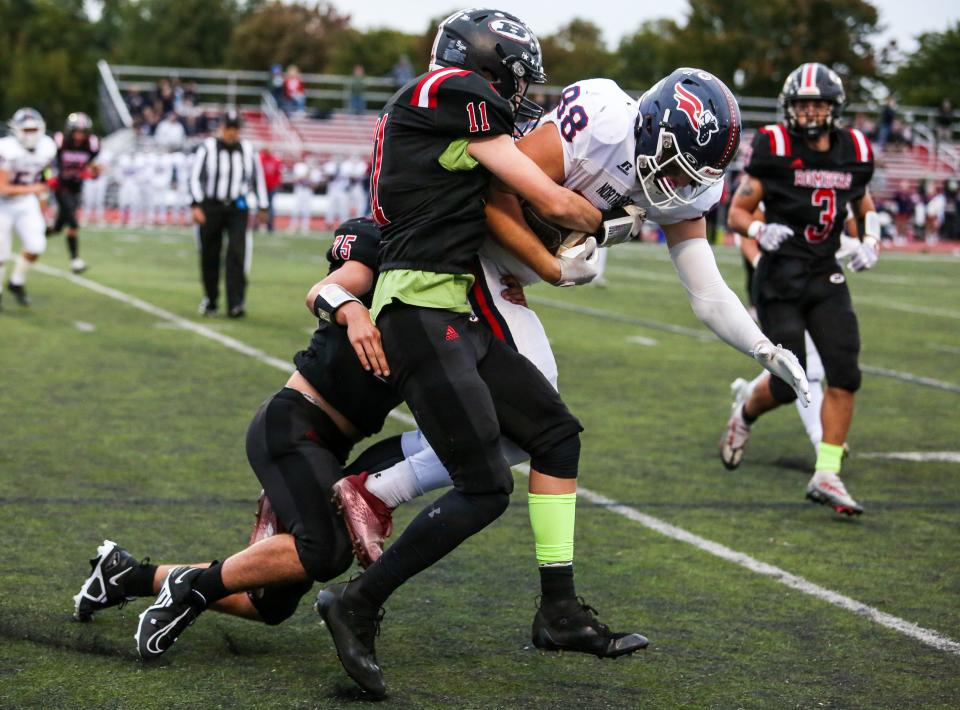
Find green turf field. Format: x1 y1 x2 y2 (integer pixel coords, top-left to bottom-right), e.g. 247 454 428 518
2 227 959 708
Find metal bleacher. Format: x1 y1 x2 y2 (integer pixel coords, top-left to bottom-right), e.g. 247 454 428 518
98 61 958 193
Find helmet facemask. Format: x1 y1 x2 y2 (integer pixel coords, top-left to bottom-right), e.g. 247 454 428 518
785 98 836 140
10 109 45 151
501 59 544 136
635 125 724 209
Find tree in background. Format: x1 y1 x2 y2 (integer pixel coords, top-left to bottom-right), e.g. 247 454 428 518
1 0 100 125
888 24 960 107
539 20 615 88
226 1 349 73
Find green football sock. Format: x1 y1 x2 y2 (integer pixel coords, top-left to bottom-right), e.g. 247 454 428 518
815 442 845 474
528 492 577 565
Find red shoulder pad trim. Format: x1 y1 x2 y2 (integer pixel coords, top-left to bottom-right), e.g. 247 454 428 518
759 124 791 157
848 128 872 163
410 68 473 110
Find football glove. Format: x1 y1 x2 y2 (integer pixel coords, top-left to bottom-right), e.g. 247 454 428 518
595 205 645 247
848 236 879 272
752 340 811 406
554 237 599 287
750 221 793 252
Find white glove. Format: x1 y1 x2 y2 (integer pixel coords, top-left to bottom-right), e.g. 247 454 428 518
752 340 811 406
596 205 645 247
749 221 793 252
848 236 879 272
554 236 599 287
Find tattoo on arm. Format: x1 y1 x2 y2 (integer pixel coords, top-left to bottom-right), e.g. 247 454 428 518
736 180 755 197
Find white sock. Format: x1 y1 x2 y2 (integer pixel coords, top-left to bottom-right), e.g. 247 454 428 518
797 379 824 449
10 254 31 286
364 459 424 509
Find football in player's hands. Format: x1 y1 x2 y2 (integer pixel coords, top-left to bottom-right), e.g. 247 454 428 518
520 200 588 255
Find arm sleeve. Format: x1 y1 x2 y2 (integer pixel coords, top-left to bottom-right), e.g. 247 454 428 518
190 142 207 205
668 238 767 356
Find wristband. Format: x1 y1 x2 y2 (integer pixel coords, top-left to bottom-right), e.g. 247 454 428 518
747 220 764 238
312 283 361 323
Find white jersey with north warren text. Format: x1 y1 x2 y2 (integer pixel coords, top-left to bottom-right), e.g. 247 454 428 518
481 79 722 284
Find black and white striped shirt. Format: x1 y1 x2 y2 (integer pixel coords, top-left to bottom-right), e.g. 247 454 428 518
190 137 268 208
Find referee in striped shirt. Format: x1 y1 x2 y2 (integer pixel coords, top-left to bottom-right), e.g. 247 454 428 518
190 110 268 317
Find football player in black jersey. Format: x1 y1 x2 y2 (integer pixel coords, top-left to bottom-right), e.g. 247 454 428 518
721 63 880 515
49 112 99 273
316 8 645 698
70 219 403 661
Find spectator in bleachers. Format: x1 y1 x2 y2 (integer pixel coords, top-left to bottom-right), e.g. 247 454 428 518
348 65 366 114
391 55 414 87
936 99 954 143
289 159 315 233
268 64 285 105
877 97 896 149
155 111 186 151
283 65 306 114
155 79 175 116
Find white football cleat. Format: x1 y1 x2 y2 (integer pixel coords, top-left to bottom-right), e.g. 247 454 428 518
71 258 87 274
720 378 753 470
806 470 863 516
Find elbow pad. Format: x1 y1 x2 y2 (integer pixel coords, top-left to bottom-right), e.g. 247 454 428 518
668 238 766 356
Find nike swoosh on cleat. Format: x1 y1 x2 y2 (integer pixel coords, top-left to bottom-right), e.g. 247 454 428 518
109 567 132 586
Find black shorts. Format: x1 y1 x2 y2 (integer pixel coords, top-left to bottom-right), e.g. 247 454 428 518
54 189 81 231
377 304 582 494
245 388 355 582
756 260 861 402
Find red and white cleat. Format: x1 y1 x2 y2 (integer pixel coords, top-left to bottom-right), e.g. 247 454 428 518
249 490 286 546
806 471 863 516
720 378 753 470
332 472 394 568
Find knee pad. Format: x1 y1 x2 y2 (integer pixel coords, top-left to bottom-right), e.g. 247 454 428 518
248 580 313 625
465 489 511 526
529 431 581 479
769 374 800 404
826 363 862 393
294 535 354 583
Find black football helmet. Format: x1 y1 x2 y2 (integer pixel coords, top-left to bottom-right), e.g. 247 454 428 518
779 63 845 139
634 68 741 209
65 111 93 135
429 8 546 132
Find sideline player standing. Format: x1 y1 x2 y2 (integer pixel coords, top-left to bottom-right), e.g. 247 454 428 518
721 63 879 515
49 112 99 273
0 108 57 308
316 9 646 698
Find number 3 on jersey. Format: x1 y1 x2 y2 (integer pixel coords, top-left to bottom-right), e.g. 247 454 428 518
805 188 836 243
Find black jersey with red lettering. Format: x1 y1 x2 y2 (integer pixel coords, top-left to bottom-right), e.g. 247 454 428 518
746 123 874 264
295 218 400 436
54 131 100 192
370 68 514 274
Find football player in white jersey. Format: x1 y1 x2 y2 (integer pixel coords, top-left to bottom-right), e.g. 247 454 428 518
331 69 812 567
0 108 57 308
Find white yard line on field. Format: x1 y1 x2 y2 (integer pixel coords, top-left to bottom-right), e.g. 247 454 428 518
36 263 960 657
859 451 960 463
527 295 960 394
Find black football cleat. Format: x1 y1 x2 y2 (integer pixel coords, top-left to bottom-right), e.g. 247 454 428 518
315 581 386 698
8 282 30 306
532 597 649 658
135 566 205 660
198 297 217 316
73 539 139 621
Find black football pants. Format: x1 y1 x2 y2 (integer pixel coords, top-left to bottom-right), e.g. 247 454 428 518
198 202 249 310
